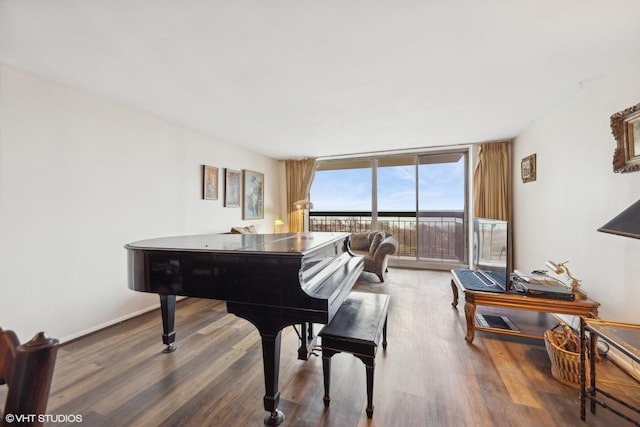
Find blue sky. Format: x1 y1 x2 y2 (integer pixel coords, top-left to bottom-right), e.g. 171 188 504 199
311 159 465 211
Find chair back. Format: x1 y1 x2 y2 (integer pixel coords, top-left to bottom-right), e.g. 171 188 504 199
0 328 59 427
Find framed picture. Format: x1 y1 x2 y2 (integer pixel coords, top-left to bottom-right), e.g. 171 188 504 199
521 154 536 183
243 170 264 220
611 102 640 173
224 168 241 208
202 165 219 200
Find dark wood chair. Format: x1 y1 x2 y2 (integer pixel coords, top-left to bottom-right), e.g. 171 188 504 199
0 327 59 427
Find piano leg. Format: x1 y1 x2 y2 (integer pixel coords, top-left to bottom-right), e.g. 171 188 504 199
261 331 285 425
227 303 288 426
159 295 177 353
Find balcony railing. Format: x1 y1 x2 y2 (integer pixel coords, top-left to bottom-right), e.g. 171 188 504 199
309 210 466 264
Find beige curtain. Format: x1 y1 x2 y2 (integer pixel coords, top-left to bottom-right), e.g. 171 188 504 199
285 158 317 232
473 141 511 221
473 141 512 271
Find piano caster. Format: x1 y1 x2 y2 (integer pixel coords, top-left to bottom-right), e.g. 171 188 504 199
263 410 284 426
162 343 177 353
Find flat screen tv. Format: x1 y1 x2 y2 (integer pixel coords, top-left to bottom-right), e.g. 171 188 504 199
472 217 511 291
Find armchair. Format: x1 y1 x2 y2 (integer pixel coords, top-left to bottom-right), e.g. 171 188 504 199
349 231 398 282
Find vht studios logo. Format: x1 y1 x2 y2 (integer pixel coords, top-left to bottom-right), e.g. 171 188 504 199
4 413 83 423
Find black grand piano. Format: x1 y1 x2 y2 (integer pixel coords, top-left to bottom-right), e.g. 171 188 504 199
125 232 363 425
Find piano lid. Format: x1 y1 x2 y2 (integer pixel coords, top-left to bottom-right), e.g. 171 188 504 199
124 232 350 256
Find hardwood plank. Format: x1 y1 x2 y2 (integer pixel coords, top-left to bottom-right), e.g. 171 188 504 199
2 268 639 426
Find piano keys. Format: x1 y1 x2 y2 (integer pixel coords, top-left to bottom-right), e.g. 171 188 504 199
125 232 363 425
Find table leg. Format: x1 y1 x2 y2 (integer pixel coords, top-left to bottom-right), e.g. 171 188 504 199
451 279 459 308
365 361 375 418
322 352 333 407
464 301 476 343
589 327 597 415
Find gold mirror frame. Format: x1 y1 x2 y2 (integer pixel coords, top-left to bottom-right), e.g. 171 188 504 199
611 102 640 173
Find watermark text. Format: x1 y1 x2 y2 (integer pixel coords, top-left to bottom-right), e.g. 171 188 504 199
3 413 83 423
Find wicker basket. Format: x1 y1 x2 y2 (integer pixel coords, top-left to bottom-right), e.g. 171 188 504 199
544 329 589 389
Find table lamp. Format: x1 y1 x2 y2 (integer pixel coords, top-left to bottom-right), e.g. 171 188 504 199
546 260 586 299
598 199 640 240
273 218 285 233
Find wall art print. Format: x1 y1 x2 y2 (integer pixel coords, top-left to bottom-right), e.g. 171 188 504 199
243 170 264 219
202 165 219 200
225 168 241 208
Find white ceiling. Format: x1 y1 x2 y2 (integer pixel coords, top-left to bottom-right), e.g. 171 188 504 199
2 1 640 160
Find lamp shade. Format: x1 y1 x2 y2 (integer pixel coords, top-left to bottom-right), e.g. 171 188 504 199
293 200 314 210
598 199 640 239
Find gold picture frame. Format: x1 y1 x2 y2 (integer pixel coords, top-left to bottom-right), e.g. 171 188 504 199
202 165 219 200
611 102 640 173
521 154 536 183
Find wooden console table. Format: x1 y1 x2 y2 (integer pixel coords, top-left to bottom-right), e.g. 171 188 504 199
580 317 640 425
451 269 600 343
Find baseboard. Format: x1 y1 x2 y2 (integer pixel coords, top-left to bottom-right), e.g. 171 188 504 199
388 259 465 271
59 296 187 344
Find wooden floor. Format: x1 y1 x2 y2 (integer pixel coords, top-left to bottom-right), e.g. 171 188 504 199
5 268 640 426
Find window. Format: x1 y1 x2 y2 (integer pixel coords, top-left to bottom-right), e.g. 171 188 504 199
310 167 371 211
310 150 468 267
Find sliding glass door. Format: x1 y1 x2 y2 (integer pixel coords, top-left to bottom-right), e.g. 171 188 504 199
377 157 417 258
310 150 468 267
417 153 466 263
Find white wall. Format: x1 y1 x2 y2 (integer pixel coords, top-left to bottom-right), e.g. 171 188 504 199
0 65 284 342
513 51 640 323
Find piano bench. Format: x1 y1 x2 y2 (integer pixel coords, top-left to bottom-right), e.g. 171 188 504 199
318 291 390 419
